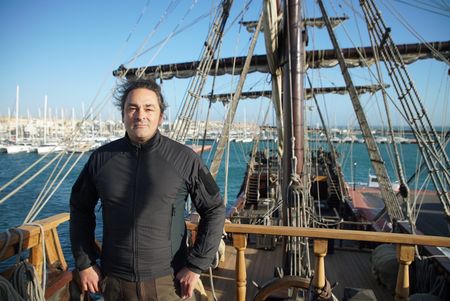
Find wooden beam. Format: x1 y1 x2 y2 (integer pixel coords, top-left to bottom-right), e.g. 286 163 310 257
207 223 450 248
187 222 450 247
0 213 70 261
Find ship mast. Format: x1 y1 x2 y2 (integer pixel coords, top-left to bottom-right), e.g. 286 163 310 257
282 0 312 277
282 0 305 181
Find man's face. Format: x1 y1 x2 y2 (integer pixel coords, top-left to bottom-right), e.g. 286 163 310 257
123 88 163 144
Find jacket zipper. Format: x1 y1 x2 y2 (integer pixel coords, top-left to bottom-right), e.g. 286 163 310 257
132 144 141 281
169 204 175 242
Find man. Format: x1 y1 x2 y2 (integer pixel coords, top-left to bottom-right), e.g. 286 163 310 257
70 78 225 300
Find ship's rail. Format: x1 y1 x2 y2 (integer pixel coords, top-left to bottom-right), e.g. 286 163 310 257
187 222 450 301
0 213 70 299
1 214 449 301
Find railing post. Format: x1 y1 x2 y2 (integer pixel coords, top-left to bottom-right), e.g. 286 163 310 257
313 239 328 290
29 233 44 284
395 244 415 301
233 234 247 301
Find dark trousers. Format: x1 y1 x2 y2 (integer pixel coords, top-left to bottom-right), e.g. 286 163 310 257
101 274 201 301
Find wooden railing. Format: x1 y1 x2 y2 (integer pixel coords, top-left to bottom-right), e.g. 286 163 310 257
187 222 450 301
1 214 449 301
0 213 70 283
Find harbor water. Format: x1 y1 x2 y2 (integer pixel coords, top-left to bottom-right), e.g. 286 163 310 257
0 139 449 269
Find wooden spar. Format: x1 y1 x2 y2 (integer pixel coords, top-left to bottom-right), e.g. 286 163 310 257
113 41 450 80
202 84 388 103
289 0 305 180
241 16 349 33
209 13 264 179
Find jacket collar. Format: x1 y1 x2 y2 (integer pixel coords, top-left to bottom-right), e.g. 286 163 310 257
125 130 161 151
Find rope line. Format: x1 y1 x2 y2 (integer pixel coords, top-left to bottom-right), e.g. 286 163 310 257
0 227 46 301
22 223 46 294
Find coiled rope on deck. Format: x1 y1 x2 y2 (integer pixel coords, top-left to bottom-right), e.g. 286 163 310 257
0 275 25 301
11 262 45 301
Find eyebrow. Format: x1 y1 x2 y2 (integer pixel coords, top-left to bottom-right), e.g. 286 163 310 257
127 103 157 108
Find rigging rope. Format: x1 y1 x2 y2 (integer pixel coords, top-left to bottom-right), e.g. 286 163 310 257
392 0 450 19
128 11 212 65
209 9 263 178
380 0 450 66
24 152 67 222
319 0 405 222
307 74 348 202
136 0 199 78
361 0 450 219
365 22 410 202
0 153 62 205
0 153 50 194
200 34 224 155
26 152 85 223
130 0 181 68
171 0 235 142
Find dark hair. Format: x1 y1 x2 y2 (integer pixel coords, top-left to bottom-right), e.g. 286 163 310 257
114 78 167 116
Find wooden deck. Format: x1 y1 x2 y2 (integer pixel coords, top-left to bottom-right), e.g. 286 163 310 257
200 241 393 301
200 243 284 300
352 187 449 237
324 247 393 300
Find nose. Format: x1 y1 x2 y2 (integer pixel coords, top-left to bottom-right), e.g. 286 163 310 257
135 108 145 120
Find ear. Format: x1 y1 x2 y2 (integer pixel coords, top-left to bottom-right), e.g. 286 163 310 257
158 113 164 126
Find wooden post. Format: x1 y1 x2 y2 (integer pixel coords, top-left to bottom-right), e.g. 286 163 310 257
29 233 44 285
313 239 328 289
395 244 415 301
233 234 247 301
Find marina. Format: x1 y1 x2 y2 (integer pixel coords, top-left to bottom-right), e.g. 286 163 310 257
2 115 446 153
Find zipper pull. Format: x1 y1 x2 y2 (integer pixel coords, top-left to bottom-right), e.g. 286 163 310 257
135 144 141 154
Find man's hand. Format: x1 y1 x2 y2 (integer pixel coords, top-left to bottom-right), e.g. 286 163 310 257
176 267 200 299
79 265 102 293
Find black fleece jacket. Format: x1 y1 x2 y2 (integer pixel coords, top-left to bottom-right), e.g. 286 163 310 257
70 131 225 281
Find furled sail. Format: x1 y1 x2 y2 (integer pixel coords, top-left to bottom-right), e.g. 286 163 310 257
113 41 450 80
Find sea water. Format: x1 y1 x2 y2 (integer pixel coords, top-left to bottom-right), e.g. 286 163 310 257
0 140 448 269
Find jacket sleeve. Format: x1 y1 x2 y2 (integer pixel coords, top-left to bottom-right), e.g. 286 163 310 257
70 156 99 271
186 158 225 274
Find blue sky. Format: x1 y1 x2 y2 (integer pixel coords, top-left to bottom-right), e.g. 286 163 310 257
0 0 449 127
